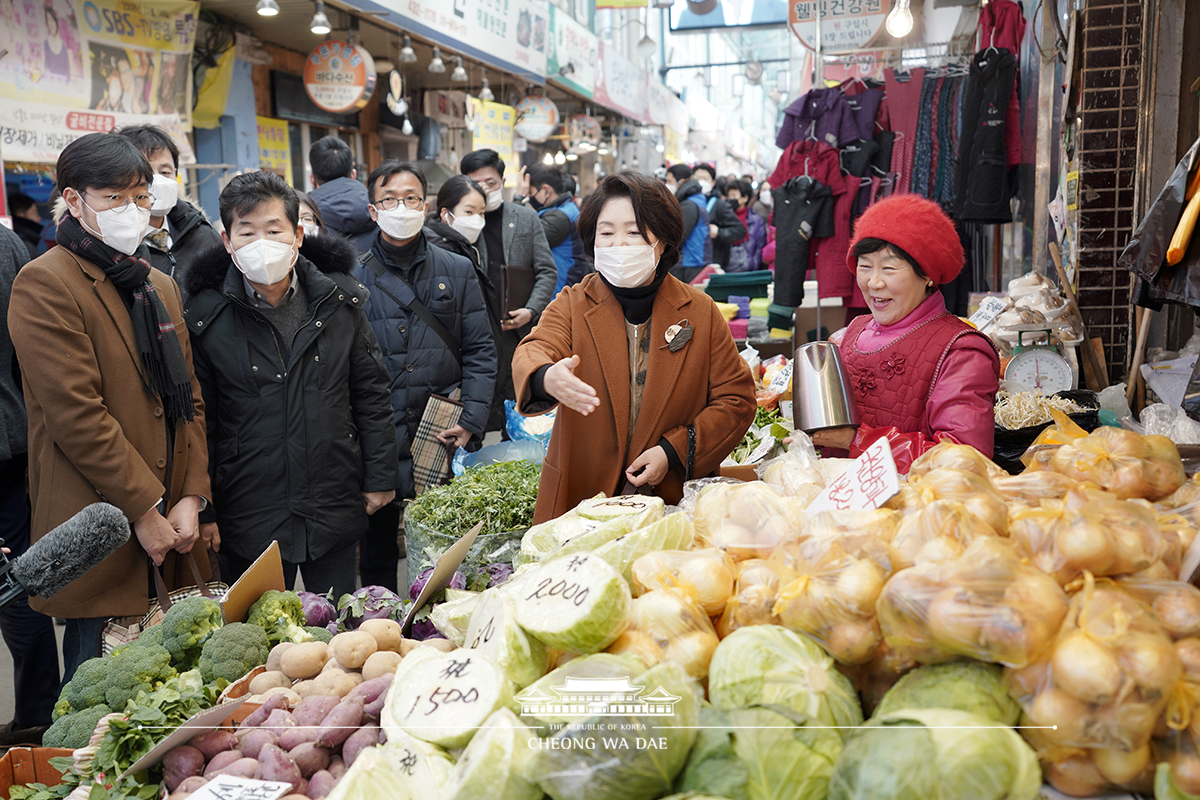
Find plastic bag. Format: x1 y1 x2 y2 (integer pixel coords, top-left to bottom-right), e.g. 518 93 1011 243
1047 426 1186 501
1009 488 1166 585
1155 637 1200 795
758 438 825 501
877 537 1068 669
760 354 788 389
806 508 901 544
890 499 1001 568
691 481 805 560
607 588 720 679
992 393 1100 475
1099 383 1134 422
630 548 736 617
907 442 1007 481
452 438 547 476
715 559 782 638
1116 577 1200 640
771 534 900 664
892 467 1009 535
1006 574 1184 752
1141 403 1200 444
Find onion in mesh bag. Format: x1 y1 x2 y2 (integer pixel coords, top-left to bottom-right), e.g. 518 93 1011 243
630 548 735 616
692 481 804 560
1048 426 1186 501
890 499 1000 569
908 442 1006 480
715 559 782 638
894 467 1009 534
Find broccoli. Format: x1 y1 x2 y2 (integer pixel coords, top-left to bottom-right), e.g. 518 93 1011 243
43 704 112 750
67 657 110 711
132 624 166 649
104 644 176 711
305 625 333 643
52 684 72 722
160 596 224 669
198 622 269 684
247 590 314 646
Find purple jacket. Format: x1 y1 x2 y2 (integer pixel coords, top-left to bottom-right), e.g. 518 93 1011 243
776 88 860 149
729 207 768 273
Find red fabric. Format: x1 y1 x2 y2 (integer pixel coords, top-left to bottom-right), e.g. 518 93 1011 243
979 0 1027 166
813 173 857 300
845 194 964 285
883 68 925 194
733 205 750 246
849 426 963 475
766 140 845 192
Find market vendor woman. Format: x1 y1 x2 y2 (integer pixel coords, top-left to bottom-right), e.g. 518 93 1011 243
811 195 1000 470
514 171 757 523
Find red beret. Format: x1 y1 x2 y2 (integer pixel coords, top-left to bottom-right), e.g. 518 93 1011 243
846 194 964 286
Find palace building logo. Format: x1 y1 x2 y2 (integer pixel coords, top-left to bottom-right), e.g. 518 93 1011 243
515 677 682 718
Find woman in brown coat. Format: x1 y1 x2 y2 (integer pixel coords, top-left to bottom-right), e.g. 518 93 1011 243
514 171 756 523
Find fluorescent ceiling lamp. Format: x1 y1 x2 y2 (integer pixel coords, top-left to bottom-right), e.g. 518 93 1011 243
399 35 417 63
256 0 279 16
428 46 446 73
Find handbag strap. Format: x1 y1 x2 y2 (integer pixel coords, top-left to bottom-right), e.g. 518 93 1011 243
361 251 464 369
151 551 211 612
685 423 697 483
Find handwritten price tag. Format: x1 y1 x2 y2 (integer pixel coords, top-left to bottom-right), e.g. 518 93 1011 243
185 775 293 800
807 438 901 513
968 296 1007 329
767 363 794 394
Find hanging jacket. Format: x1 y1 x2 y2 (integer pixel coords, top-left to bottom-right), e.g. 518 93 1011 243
183 234 398 565
309 177 377 254
675 180 710 269
776 88 860 149
146 198 223 290
979 0 1026 166
536 193 588 296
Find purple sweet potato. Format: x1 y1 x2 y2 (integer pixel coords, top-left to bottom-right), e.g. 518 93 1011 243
175 776 209 794
341 726 381 768
315 696 364 749
263 708 297 737
240 692 289 728
256 743 302 792
188 730 238 761
307 770 334 799
292 694 341 728
288 742 330 778
162 745 205 792
202 750 244 776
326 756 346 779
237 728 278 760
363 691 387 721
345 674 393 706
208 757 260 779
277 725 319 751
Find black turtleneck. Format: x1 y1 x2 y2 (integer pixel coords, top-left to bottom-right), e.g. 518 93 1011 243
602 267 668 326
378 234 422 278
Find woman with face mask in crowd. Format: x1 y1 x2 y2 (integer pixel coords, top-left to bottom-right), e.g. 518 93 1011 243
295 192 326 237
423 175 498 339
513 171 757 523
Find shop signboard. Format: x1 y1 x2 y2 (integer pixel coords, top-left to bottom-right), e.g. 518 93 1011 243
467 97 518 187
0 0 199 135
0 100 193 164
514 95 560 142
256 116 290 179
663 126 684 164
593 41 647 123
303 40 377 114
645 78 689 138
423 90 470 129
789 0 889 52
374 0 548 84
546 5 596 99
567 114 601 149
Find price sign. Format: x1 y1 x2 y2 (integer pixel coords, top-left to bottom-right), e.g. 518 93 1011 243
768 363 794 394
808 438 900 513
969 296 1008 329
174 776 292 800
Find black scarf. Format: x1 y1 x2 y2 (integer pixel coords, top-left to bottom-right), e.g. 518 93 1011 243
601 265 669 325
57 215 196 422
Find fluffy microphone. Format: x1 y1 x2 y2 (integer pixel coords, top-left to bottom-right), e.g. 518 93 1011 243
0 503 131 602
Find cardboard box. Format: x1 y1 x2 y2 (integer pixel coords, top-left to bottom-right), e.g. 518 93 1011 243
220 543 285 624
0 748 73 797
718 465 761 482
219 666 267 730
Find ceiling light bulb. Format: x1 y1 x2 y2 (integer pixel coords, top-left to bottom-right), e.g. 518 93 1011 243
598 147 609 155
543 153 554 165
885 0 914 38
554 151 566 165
310 1 330 34
636 34 656 59
478 77 494 102
566 153 578 161
256 0 279 16
450 56 467 82
402 117 413 135
428 46 446 73
399 35 417 63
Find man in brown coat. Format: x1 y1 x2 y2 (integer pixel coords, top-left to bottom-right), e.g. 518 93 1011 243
8 133 210 683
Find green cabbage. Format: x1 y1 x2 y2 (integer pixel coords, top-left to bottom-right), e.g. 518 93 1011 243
676 705 842 800
594 512 695 583
517 653 647 733
430 591 482 646
577 495 665 522
325 734 454 800
516 496 665 567
708 625 863 733
385 648 513 749
529 661 701 800
514 553 632 654
661 795 735 800
873 662 1020 725
465 588 549 689
442 708 541 800
828 708 1041 800
1157 762 1200 800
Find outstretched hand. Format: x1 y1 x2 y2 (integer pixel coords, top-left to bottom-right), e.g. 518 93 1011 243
544 355 600 416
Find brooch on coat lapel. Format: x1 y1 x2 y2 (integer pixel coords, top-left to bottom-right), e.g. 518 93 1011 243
661 319 693 352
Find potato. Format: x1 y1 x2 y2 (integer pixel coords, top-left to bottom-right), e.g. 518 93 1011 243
320 658 350 675
419 637 458 652
260 687 301 707
311 669 362 698
249 671 293 696
292 679 316 699
280 642 330 681
358 619 404 653
361 650 403 681
399 638 421 656
331 631 378 670
266 642 294 674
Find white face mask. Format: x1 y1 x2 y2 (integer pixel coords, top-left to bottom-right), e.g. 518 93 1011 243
761 190 773 206
484 189 504 212
697 179 714 195
375 205 425 240
594 244 658 289
81 199 151 256
448 212 485 243
149 174 179 215
302 222 320 238
232 238 296 286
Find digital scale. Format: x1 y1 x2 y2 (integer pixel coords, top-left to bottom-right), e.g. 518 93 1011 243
1004 328 1076 394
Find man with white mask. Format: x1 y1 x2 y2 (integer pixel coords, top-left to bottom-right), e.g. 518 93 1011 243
352 161 496 592
182 171 397 599
116 125 221 289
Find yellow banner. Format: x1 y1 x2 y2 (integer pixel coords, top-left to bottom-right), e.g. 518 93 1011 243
596 0 647 7
468 98 518 188
257 117 291 180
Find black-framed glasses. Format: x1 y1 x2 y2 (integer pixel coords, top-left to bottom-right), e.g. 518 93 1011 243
373 195 424 211
85 191 153 211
